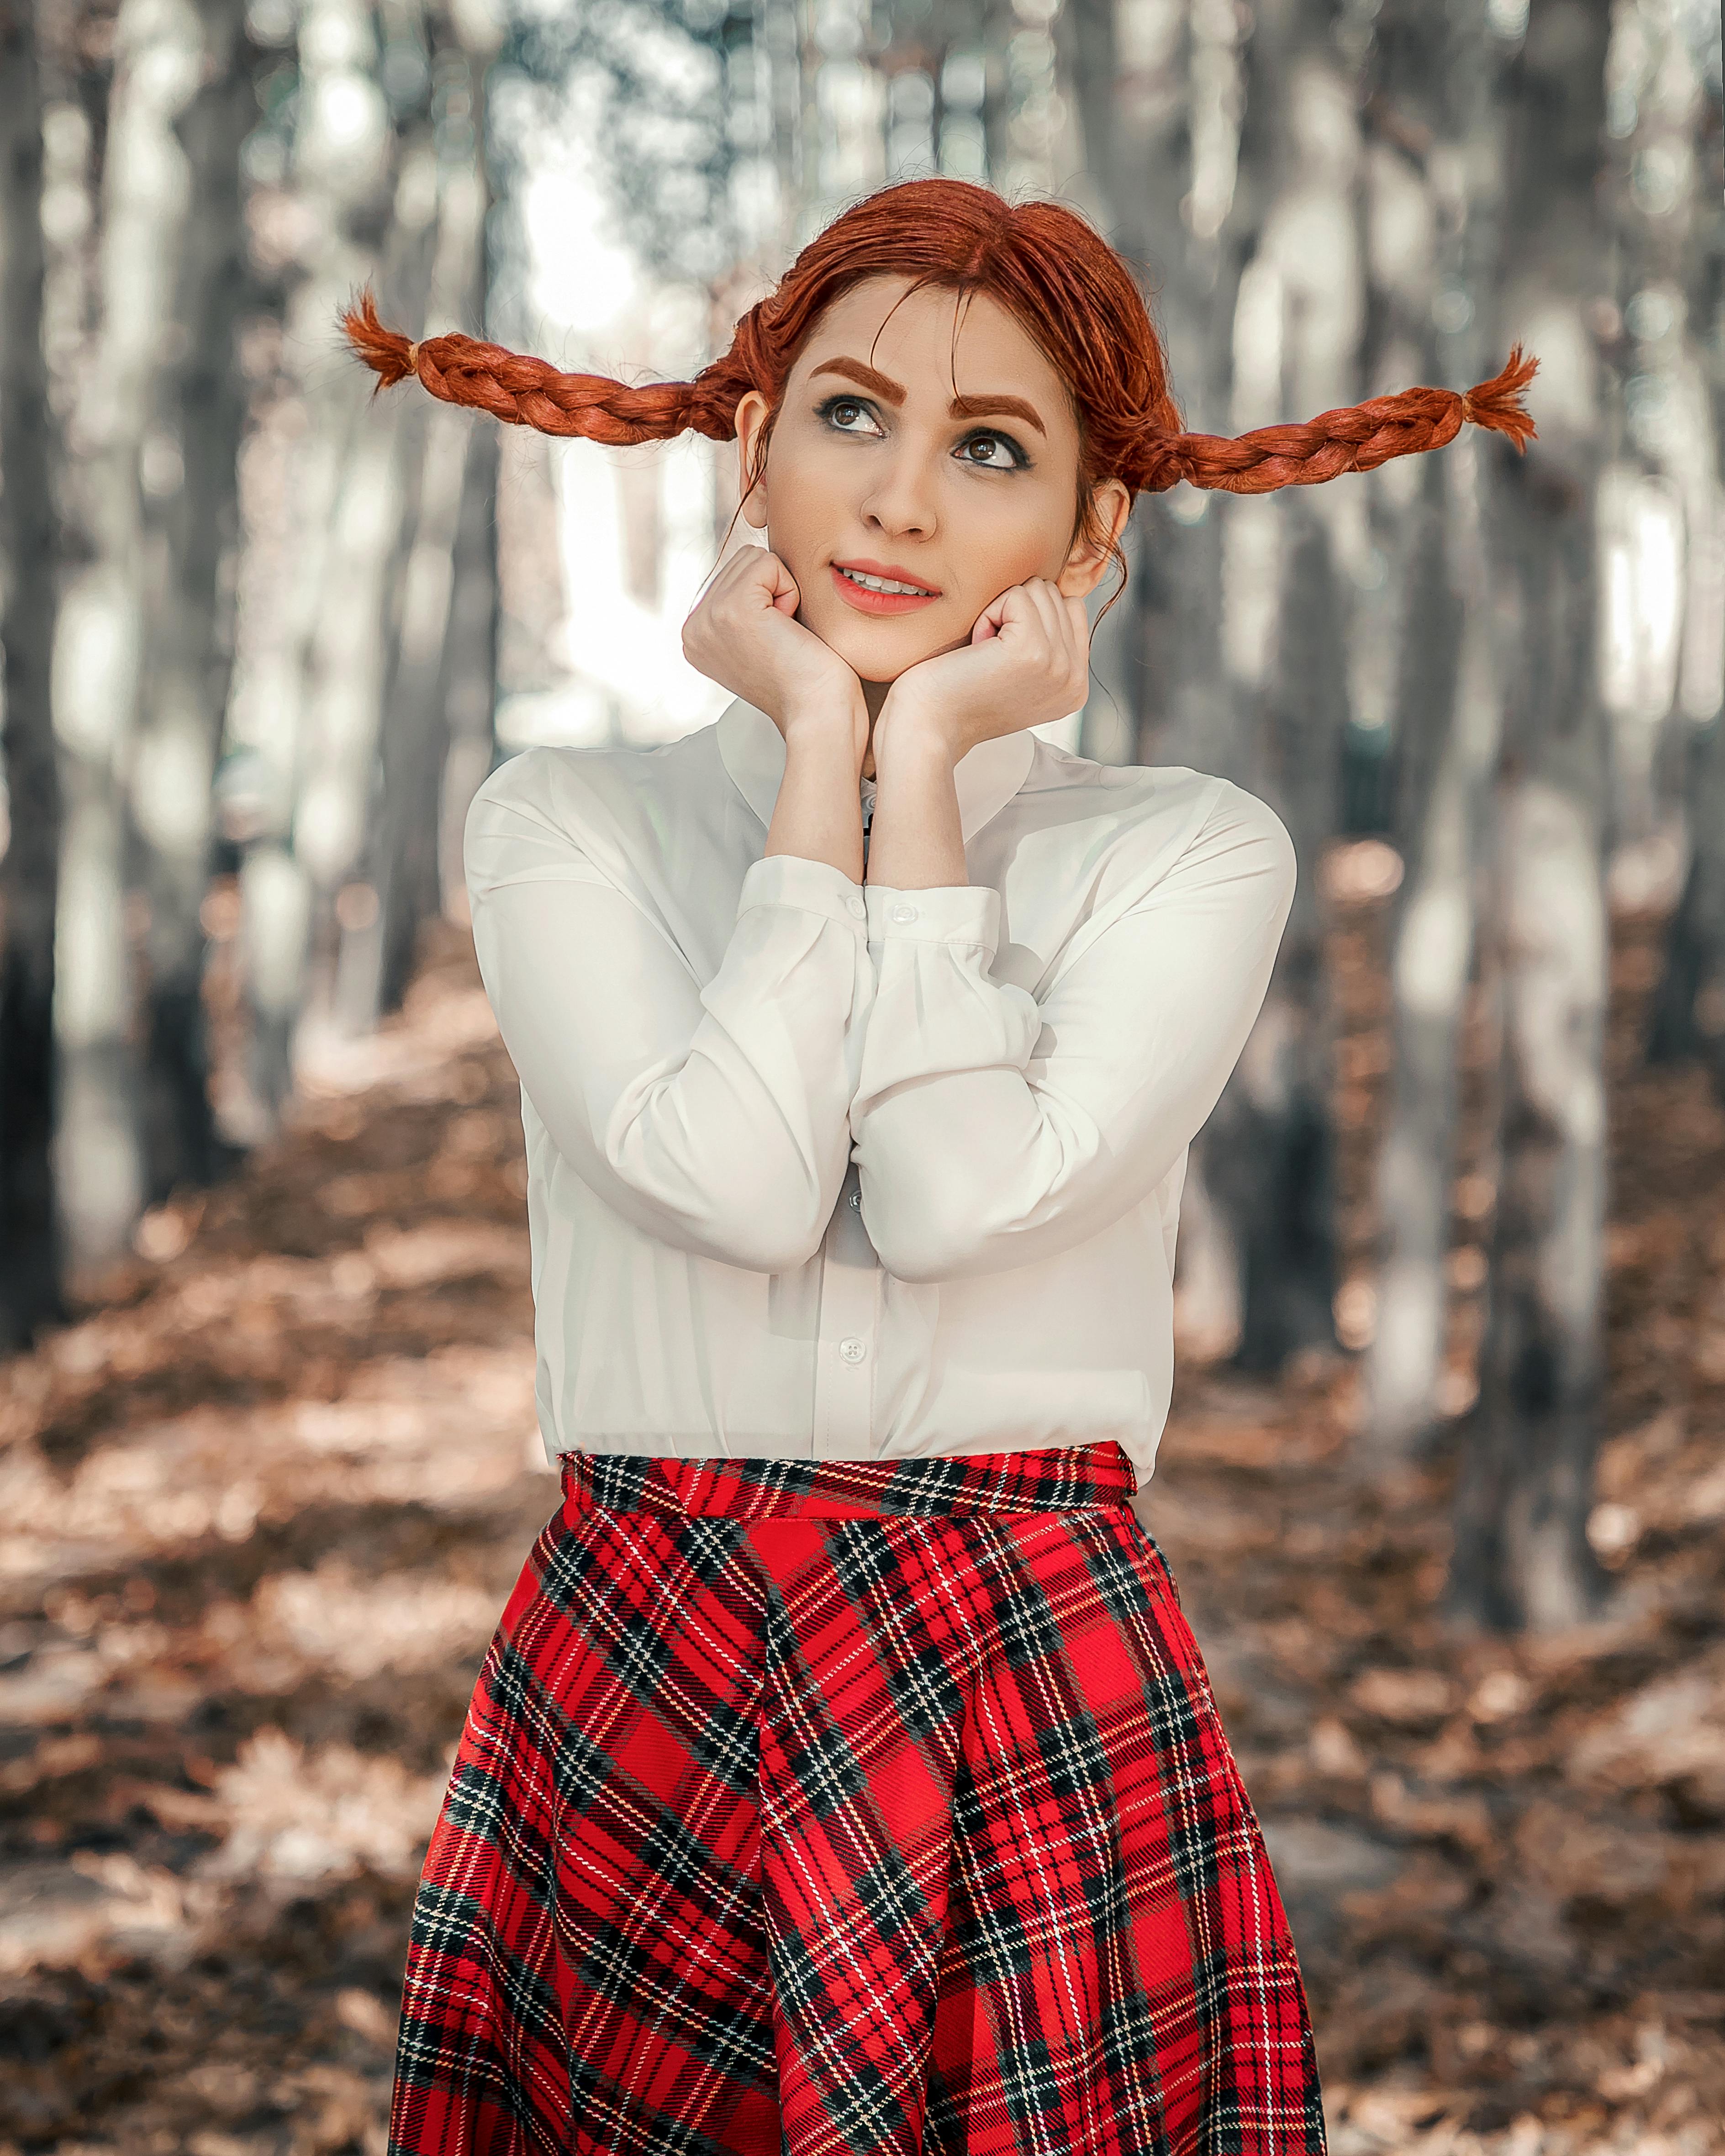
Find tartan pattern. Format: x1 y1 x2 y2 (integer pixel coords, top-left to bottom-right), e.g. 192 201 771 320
387 1440 1327 2156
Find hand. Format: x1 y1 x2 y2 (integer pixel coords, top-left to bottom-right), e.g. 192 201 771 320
873 579 1090 770
682 546 867 762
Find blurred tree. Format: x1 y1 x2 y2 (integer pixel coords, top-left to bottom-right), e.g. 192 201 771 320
1356 0 1514 1459
290 0 441 1044
0 0 65 1347
224 0 501 1081
503 0 759 286
1065 0 1254 1359
375 11 500 1014
1451 0 1614 1632
1636 0 1725 1097
220 0 396 1113
1651 706 1725 1101
49 0 214 1272
131 0 256 1201
431 413 499 922
1182 0 1359 1376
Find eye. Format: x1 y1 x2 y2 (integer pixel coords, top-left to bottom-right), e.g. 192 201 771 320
817 394 885 438
955 429 1030 471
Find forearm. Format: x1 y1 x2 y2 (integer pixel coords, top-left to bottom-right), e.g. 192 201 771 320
765 696 870 882
473 868 873 1273
850 787 1301 1282
864 718 967 890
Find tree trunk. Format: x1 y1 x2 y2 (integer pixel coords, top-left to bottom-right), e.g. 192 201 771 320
132 0 253 1201
436 413 500 919
1358 0 1510 1456
235 0 428 1078
51 0 208 1272
376 402 471 1012
1632 1 1725 1094
0 0 65 1347
1647 710 1725 1096
1357 468 1461 1441
1207 504 1348 1372
1200 0 1363 1375
376 33 493 1014
1065 0 1259 1357
1058 0 1143 765
1450 0 1613 1632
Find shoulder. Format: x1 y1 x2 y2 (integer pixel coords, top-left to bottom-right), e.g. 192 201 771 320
1017 739 1296 904
1178 770 1298 886
467 727 721 840
464 727 725 896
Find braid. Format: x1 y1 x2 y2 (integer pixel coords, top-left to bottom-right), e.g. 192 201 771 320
1130 345 1539 496
340 188 1538 517
340 290 758 446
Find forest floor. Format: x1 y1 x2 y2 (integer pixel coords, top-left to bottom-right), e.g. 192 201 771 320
1 867 1723 2156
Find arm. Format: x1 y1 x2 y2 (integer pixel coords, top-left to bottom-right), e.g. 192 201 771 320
849 780 1298 1282
467 777 872 1276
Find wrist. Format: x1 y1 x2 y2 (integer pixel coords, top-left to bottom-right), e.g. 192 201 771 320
782 692 868 768
872 696 960 778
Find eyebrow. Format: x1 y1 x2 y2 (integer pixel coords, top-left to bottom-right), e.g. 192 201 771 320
808 357 1047 440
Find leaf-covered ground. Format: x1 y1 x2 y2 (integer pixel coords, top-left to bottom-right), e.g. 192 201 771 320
1 870 1721 2156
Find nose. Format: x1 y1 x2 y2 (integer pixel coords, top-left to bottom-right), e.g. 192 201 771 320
859 440 939 541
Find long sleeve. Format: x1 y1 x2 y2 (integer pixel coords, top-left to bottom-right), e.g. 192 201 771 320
849 780 1297 1283
466 772 873 1276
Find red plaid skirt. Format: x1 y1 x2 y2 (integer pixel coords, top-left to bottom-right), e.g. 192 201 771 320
388 1439 1326 2155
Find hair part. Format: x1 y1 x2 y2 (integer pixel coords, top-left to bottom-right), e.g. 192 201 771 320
343 177 1536 611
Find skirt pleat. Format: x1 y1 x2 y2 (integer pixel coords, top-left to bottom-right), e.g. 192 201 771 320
386 1442 1327 2156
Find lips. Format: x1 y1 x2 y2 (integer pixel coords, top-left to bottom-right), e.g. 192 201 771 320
830 559 942 616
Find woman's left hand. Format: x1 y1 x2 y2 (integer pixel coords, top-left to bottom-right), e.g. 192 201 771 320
872 578 1091 769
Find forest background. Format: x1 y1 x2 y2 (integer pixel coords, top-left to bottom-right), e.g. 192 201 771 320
0 0 1723 2147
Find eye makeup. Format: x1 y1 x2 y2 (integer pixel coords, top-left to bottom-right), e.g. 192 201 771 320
812 394 1032 471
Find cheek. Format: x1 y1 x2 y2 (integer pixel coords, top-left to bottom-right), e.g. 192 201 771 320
943 483 1071 588
765 511 836 601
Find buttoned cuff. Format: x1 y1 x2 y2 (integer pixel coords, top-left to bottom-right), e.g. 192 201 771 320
865 883 1001 958
737 853 869 932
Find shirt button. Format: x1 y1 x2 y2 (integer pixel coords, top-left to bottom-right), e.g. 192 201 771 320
846 895 866 919
889 901 918 924
839 1337 867 1364
847 1190 861 1210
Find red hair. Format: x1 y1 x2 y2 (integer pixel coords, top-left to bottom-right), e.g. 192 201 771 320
344 176 1535 557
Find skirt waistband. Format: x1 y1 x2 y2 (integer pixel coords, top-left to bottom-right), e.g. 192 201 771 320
559 1440 1138 1520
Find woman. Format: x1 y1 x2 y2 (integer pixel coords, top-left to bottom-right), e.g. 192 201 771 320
346 178 1534 2156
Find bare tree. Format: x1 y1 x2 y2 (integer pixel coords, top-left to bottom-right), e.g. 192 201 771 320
1451 0 1614 1632
1637 1 1725 1095
433 412 499 917
1191 0 1362 1375
227 0 442 1076
1064 0 1261 1358
0 0 64 1347
131 0 255 1200
1356 0 1513 1457
374 14 498 1014
50 0 217 1273
1650 706 1725 1098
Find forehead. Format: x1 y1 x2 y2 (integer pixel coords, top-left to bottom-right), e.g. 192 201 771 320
791 276 1076 420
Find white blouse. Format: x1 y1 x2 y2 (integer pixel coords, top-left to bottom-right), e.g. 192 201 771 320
465 695 1296 1497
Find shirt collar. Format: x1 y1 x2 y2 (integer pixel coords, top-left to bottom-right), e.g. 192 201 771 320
716 696 1035 844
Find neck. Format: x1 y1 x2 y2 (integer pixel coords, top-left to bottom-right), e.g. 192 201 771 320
860 675 891 781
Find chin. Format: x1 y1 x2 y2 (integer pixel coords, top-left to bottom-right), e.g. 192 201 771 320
807 608 961 685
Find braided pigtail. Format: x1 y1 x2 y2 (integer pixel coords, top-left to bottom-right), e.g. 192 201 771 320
340 290 761 446
1127 345 1539 496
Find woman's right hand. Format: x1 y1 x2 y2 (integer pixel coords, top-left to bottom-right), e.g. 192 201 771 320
682 547 867 765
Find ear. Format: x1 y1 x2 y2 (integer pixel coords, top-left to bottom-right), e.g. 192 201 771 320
734 390 772 531
1057 479 1132 599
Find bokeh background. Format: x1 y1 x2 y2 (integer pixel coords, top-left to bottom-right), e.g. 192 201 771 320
1 0 1724 2148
